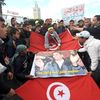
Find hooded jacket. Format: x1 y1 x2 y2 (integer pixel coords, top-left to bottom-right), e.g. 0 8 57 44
79 36 100 71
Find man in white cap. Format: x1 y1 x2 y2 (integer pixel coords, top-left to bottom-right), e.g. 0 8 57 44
76 30 100 87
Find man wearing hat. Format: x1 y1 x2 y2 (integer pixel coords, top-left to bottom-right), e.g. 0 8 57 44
44 26 61 50
76 30 100 87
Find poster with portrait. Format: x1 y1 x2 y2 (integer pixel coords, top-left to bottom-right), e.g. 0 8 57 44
30 50 87 78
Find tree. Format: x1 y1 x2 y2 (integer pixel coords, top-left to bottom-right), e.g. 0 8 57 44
0 0 6 16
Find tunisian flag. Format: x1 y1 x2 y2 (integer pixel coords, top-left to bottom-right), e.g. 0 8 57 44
16 30 100 100
16 75 100 100
28 29 80 53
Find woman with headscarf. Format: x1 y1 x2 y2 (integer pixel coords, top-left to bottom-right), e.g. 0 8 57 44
10 45 34 84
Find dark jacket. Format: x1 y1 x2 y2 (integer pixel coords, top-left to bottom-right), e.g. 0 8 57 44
56 26 66 34
11 52 34 83
0 74 10 94
0 39 11 94
6 37 16 58
0 39 12 71
85 25 100 40
19 29 30 45
0 41 7 66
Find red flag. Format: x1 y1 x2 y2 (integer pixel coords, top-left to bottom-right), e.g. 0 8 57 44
16 75 100 100
59 30 80 50
28 29 80 53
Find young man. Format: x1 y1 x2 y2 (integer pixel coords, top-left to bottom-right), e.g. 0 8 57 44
76 30 100 87
0 17 16 96
6 28 21 58
86 15 100 40
44 27 61 50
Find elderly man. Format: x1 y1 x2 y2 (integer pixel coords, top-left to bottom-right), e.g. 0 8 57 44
76 30 100 87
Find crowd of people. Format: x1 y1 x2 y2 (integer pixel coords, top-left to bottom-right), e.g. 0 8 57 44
0 14 100 99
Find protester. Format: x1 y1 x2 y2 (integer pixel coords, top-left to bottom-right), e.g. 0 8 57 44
44 26 61 50
35 25 41 34
70 18 91 33
76 30 100 87
20 22 31 46
83 18 92 29
57 20 66 34
52 23 58 32
0 13 100 96
86 15 100 40
0 17 16 98
10 45 33 84
6 28 21 58
10 17 17 28
40 18 51 36
68 20 77 36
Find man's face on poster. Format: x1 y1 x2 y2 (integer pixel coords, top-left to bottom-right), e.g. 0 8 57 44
53 52 63 61
35 56 44 69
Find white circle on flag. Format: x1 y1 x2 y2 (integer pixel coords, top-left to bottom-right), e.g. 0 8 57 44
46 82 70 100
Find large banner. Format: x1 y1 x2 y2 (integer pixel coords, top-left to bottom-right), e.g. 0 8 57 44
30 50 87 78
62 4 84 25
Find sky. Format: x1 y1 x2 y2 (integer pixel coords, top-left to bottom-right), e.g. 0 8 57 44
2 0 100 20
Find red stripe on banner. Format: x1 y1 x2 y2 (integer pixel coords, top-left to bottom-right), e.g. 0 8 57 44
16 75 100 100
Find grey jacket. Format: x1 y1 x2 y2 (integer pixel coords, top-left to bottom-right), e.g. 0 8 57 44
44 31 61 49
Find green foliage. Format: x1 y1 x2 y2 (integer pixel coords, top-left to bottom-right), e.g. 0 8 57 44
0 0 6 5
0 0 6 15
